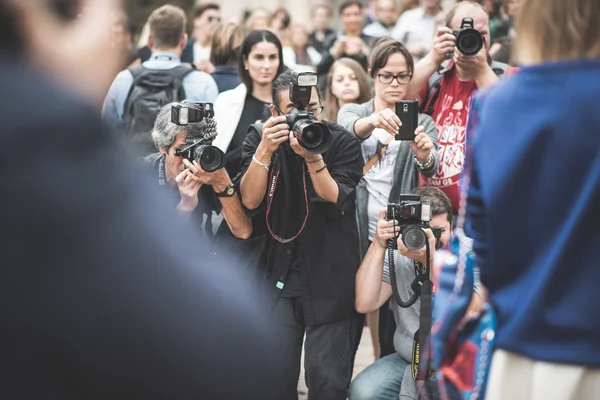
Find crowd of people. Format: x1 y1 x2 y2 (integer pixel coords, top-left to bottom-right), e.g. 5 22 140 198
2 0 600 399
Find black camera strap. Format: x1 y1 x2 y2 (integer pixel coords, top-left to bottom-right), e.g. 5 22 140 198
387 220 434 381
265 153 310 244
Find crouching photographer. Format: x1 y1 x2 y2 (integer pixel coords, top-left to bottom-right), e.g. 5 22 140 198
238 70 364 399
350 186 452 400
145 101 251 240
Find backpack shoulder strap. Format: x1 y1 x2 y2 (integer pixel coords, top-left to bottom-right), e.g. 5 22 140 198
128 64 148 80
168 64 195 80
423 59 452 115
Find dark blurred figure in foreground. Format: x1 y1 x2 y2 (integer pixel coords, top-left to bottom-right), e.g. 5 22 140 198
0 0 282 398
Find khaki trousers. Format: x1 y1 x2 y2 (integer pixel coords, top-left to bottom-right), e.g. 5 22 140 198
486 350 600 400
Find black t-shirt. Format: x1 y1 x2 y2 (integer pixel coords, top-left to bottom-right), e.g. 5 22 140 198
143 153 221 238
225 95 269 179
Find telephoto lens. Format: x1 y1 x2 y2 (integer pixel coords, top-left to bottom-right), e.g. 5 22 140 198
293 119 331 153
456 29 484 56
194 145 225 172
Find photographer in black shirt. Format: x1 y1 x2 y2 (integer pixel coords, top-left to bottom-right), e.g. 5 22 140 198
146 102 251 240
239 70 364 399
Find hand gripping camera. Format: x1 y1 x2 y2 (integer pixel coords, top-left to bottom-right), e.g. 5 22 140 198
452 17 484 56
284 71 332 154
171 102 226 172
387 195 432 251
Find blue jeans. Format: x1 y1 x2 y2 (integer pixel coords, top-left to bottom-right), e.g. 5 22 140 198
349 353 408 400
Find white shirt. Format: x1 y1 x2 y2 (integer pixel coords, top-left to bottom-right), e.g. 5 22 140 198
193 41 211 62
361 129 401 240
391 8 437 60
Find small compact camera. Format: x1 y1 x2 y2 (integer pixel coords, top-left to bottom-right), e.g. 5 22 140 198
452 17 484 56
171 102 225 172
387 195 432 251
171 102 214 126
284 71 332 154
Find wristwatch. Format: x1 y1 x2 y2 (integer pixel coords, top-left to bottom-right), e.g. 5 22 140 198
215 184 236 198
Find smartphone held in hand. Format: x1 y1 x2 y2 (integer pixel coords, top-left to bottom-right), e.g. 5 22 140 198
395 100 418 141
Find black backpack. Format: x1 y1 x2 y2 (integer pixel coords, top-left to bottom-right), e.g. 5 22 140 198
122 64 194 156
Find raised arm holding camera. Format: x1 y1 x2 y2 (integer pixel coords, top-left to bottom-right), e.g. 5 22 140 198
238 70 364 399
146 101 251 240
403 1 512 213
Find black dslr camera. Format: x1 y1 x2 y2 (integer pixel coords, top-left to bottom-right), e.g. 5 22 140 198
171 102 225 172
452 17 484 56
387 195 432 251
284 71 332 154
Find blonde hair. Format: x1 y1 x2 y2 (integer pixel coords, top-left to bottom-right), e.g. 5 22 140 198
514 0 600 65
245 8 273 31
325 58 373 122
210 22 247 66
148 5 186 49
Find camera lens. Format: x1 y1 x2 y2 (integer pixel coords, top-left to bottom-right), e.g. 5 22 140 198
457 29 483 56
302 126 323 148
195 145 225 172
402 225 427 251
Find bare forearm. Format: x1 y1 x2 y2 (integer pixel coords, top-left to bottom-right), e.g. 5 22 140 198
475 67 499 89
355 242 388 313
240 148 271 210
353 115 376 139
406 53 442 101
306 159 339 203
218 195 252 239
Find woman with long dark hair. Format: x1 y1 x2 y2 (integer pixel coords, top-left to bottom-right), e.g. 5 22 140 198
213 29 285 179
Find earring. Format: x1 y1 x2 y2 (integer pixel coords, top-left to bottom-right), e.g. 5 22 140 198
244 65 249 70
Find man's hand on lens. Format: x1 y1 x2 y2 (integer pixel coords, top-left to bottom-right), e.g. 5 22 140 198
176 160 204 213
369 108 402 136
289 131 321 162
257 115 290 155
373 209 401 249
183 159 229 188
430 27 456 65
455 43 490 81
410 125 434 163
397 228 437 266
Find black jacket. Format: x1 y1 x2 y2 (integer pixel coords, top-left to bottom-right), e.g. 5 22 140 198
239 120 364 324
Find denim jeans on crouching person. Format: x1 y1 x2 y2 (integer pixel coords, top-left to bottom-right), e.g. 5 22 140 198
349 353 408 400
271 296 361 400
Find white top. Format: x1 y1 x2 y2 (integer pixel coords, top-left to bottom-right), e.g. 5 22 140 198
193 41 211 62
361 129 401 240
391 8 437 59
363 21 394 38
282 46 323 73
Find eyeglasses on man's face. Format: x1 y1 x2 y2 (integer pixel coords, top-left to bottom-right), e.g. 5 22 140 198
377 73 412 85
274 104 324 116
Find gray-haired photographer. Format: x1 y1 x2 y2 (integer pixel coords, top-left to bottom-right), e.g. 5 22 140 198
145 101 251 240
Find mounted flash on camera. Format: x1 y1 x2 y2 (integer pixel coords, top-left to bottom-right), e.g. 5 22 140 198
171 102 215 126
290 71 319 109
387 195 432 251
284 71 332 154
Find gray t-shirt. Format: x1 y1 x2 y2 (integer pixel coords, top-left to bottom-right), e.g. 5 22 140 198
382 250 420 364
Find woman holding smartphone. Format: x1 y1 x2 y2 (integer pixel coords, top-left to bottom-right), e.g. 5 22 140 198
338 38 438 359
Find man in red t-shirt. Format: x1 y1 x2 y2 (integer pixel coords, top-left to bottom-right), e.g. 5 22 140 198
406 1 510 212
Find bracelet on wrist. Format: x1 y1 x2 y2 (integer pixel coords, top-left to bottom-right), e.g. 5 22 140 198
305 156 323 164
308 164 328 174
252 154 271 171
415 153 434 170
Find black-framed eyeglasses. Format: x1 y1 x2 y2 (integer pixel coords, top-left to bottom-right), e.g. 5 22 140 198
377 73 412 85
207 16 221 23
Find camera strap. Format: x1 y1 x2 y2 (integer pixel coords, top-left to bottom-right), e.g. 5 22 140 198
158 156 166 186
265 153 310 244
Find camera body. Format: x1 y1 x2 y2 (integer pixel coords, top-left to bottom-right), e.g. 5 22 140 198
284 71 332 154
387 195 432 251
171 102 225 172
452 17 484 56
